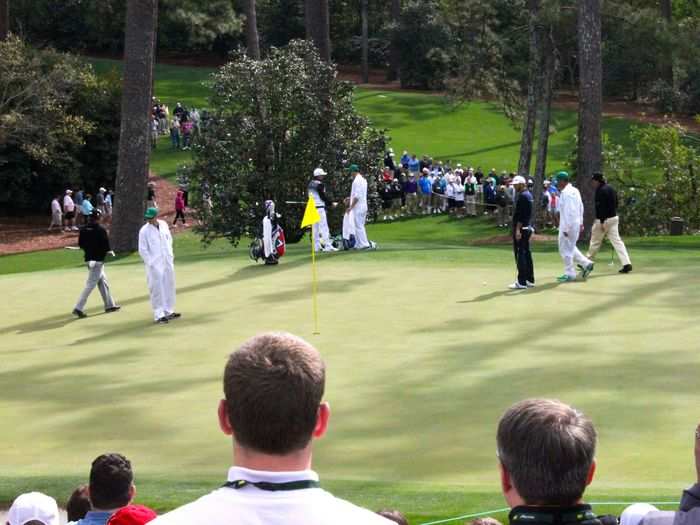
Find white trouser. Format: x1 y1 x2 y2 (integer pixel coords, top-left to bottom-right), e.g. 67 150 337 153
146 261 176 320
559 227 592 278
587 216 631 266
75 262 116 311
353 207 370 249
313 207 331 250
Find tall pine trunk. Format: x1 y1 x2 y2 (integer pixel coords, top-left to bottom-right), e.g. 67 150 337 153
305 0 331 62
660 0 673 86
0 0 9 40
361 0 369 83
112 0 158 252
244 0 260 59
533 32 555 230
577 0 603 240
387 0 400 81
518 0 541 177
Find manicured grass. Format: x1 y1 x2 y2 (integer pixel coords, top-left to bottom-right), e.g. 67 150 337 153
1 220 700 523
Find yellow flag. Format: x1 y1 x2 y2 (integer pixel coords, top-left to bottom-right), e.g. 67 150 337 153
300 196 321 228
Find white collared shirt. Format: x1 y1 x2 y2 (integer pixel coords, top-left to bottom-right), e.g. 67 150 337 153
350 174 368 211
558 183 584 232
150 467 392 525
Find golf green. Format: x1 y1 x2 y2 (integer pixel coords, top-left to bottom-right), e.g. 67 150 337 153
1 221 699 522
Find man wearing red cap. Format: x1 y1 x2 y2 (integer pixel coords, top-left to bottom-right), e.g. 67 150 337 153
107 505 157 525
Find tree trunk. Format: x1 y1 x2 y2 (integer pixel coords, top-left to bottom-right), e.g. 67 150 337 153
518 0 541 177
576 0 603 240
361 0 369 83
112 0 158 253
533 33 555 230
660 0 673 86
305 0 331 62
0 0 9 41
387 0 400 81
244 0 260 59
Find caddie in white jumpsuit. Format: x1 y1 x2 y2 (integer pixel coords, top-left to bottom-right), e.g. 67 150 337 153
345 164 375 250
555 171 594 282
138 207 180 323
309 168 338 252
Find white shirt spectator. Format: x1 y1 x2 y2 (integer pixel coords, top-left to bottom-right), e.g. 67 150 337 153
150 467 391 525
51 198 62 214
64 194 75 212
453 182 465 202
350 173 368 212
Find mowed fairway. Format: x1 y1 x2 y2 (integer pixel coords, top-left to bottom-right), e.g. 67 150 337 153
1 219 700 522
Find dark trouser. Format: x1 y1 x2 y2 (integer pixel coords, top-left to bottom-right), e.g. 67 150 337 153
173 210 186 224
513 228 534 285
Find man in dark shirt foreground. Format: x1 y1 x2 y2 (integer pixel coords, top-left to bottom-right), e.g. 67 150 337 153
509 176 534 290
586 172 632 273
73 209 120 318
498 399 605 525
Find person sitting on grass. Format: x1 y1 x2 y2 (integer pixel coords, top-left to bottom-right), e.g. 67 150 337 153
149 332 392 525
497 399 602 525
74 453 136 525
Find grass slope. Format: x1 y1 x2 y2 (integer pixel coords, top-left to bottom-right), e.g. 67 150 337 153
1 219 700 523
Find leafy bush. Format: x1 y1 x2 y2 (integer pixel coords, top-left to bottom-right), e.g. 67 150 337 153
0 37 121 213
190 39 387 245
648 79 689 114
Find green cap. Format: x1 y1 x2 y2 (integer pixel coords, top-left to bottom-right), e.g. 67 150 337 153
348 164 360 173
144 207 158 219
555 171 569 182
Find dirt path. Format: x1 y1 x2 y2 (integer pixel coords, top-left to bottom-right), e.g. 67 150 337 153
0 175 191 256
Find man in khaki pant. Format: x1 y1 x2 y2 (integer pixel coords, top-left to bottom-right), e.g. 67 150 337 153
586 172 632 274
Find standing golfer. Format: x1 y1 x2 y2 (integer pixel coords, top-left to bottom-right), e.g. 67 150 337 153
72 209 120 318
309 168 337 252
346 164 375 250
586 172 632 274
138 207 180 324
508 176 534 290
556 172 594 282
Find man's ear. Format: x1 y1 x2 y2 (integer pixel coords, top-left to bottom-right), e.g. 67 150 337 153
499 461 513 494
218 399 233 436
586 460 596 486
312 402 330 439
128 483 136 503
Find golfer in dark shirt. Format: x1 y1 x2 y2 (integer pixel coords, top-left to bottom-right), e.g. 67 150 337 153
72 210 121 318
585 172 632 273
509 176 535 290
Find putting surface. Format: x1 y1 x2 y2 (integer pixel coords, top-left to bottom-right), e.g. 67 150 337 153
2 220 699 517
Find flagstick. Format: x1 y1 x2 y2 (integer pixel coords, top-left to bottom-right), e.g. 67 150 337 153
311 228 320 335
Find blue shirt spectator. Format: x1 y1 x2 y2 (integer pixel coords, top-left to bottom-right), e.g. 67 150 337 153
408 157 420 173
419 176 432 195
81 198 94 216
400 152 410 168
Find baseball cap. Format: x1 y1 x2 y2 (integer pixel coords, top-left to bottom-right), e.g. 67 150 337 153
348 164 360 173
620 504 659 525
66 189 73 194
107 505 158 525
99 187 106 192
555 171 570 182
8 492 60 525
511 175 527 185
144 207 158 219
313 168 327 177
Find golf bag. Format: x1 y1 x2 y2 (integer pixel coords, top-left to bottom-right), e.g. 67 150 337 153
250 201 286 265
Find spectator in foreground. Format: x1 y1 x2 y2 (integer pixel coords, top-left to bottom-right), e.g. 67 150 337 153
75 453 135 525
621 504 660 525
7 492 60 525
377 510 408 524
150 332 391 525
106 505 158 525
497 399 601 525
67 484 92 523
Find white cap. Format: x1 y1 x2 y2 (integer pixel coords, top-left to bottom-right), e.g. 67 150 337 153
457 163 462 168
511 175 527 185
422 168 429 174
8 492 60 525
313 168 327 177
65 189 72 194
99 187 106 193
620 504 659 525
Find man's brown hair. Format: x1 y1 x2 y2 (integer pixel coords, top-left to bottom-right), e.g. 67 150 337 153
224 332 326 455
497 399 597 506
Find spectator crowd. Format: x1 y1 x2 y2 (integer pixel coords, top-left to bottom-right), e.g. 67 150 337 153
378 149 560 229
4 332 697 525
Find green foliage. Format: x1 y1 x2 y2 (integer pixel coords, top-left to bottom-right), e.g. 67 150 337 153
392 0 453 90
0 38 121 212
191 40 387 245
604 124 700 235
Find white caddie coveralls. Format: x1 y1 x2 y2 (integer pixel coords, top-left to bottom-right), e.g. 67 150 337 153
558 183 593 278
349 173 370 249
138 219 176 321
309 177 332 251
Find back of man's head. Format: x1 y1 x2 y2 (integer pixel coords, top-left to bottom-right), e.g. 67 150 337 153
497 399 597 506
89 453 134 510
224 332 326 455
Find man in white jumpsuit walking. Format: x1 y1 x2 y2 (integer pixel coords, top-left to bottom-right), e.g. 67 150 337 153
308 168 338 252
556 171 594 282
138 207 180 324
345 164 375 250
